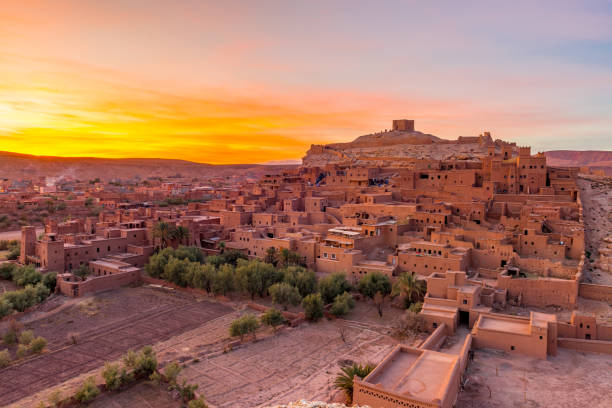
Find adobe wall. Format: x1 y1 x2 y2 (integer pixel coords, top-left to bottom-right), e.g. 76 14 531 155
579 283 612 302
498 275 578 308
557 338 612 354
419 323 447 350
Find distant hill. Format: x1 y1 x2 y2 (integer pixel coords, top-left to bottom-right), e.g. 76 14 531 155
0 151 295 182
545 150 612 175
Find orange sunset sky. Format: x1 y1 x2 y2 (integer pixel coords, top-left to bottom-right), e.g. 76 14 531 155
1 1 611 164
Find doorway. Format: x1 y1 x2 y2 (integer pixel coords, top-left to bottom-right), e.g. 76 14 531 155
459 310 470 326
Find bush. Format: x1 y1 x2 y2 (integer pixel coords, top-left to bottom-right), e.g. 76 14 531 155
269 282 302 310
132 345 157 378
0 349 10 368
318 273 352 304
330 292 355 317
2 328 17 346
11 265 42 287
42 272 57 292
163 361 182 385
16 343 29 358
29 336 47 354
178 380 198 402
18 329 34 345
0 298 12 318
74 376 100 404
229 314 259 341
302 293 324 321
47 390 62 407
0 263 16 279
188 396 209 408
102 362 122 391
260 308 285 331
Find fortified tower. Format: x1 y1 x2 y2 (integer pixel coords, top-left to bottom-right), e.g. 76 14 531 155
392 119 415 132
20 226 36 264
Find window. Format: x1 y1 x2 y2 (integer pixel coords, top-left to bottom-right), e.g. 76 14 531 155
462 299 468 305
510 346 515 351
323 253 328 259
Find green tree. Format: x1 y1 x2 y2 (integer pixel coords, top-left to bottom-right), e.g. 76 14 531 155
163 257 189 286
73 264 90 279
229 314 259 341
391 272 426 308
172 226 191 246
301 293 324 321
212 264 235 296
261 308 285 332
264 247 277 265
282 266 317 297
235 260 281 300
188 396 209 408
269 283 302 310
330 292 355 317
153 221 173 249
334 363 374 404
358 272 392 317
42 272 57 292
318 272 352 304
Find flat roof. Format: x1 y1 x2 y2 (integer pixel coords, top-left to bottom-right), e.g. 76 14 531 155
366 348 458 402
478 315 531 335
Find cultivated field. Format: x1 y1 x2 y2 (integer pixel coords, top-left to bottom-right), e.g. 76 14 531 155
0 286 233 406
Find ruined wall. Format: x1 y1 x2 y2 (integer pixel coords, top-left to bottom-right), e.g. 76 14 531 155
579 283 612 302
557 338 612 354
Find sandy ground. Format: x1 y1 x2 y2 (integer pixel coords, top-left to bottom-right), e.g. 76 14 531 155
457 348 612 408
0 228 44 241
577 176 612 284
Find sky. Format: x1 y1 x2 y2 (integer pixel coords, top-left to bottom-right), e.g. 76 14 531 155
1 1 611 164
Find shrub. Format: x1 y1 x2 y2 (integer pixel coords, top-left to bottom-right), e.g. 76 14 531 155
16 343 29 358
0 263 16 279
74 376 100 404
188 396 209 408
282 266 317 297
42 272 57 292
18 329 34 345
29 336 47 354
163 361 182 385
132 345 157 378
330 292 355 317
47 390 62 407
3 329 17 346
102 362 122 391
302 293 324 321
0 349 10 368
260 308 285 331
0 298 12 318
229 314 259 341
178 380 198 401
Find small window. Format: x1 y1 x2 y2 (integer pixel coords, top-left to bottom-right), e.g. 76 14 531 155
511 346 515 351
539 336 543 340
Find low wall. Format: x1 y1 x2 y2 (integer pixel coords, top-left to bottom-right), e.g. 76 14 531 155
579 283 612 301
419 323 447 351
140 275 230 301
558 338 612 354
458 334 473 373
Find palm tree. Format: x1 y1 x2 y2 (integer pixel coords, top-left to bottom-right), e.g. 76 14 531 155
264 247 277 265
172 226 190 246
153 221 172 249
218 241 226 254
391 272 426 307
334 362 375 404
